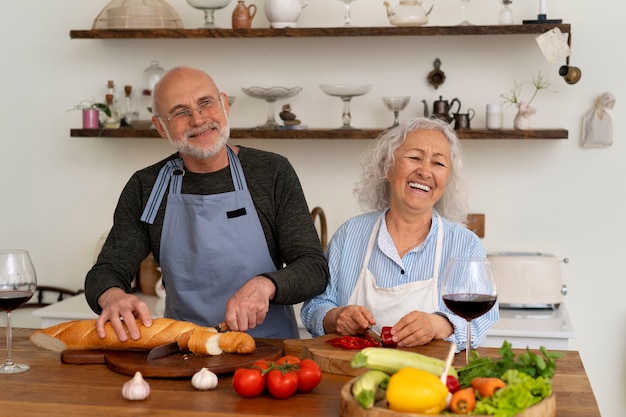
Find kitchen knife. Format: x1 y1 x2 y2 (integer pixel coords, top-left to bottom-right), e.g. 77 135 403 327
147 321 229 360
364 326 382 344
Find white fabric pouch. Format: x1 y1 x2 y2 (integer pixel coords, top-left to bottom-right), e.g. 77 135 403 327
581 92 615 148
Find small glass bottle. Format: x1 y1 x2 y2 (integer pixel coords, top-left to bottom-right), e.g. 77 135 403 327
141 60 165 119
122 85 139 126
103 93 121 129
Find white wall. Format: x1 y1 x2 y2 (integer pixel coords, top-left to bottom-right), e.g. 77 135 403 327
0 0 623 415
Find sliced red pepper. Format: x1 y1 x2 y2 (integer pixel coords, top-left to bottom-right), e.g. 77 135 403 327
325 336 379 350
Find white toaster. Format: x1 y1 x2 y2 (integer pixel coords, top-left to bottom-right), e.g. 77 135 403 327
487 252 567 309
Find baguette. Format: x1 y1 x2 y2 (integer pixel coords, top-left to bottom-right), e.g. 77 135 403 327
30 317 256 356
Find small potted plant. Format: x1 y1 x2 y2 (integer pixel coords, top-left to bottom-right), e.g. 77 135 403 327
501 71 552 130
68 99 111 129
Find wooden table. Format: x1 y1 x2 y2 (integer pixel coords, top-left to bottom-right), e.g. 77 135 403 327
0 328 599 417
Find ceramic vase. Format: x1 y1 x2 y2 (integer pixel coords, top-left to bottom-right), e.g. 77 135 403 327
232 0 256 29
513 101 536 130
83 109 100 129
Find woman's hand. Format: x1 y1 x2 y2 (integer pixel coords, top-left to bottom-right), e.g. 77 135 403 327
323 305 375 335
388 311 453 347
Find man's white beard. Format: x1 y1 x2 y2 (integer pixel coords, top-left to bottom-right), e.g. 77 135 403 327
167 122 230 160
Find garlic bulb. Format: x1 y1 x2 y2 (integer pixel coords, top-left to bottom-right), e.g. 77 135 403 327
122 371 150 400
191 367 218 390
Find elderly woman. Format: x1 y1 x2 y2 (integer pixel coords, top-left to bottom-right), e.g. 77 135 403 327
301 117 498 349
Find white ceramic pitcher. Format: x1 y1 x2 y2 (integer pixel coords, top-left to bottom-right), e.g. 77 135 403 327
264 0 309 28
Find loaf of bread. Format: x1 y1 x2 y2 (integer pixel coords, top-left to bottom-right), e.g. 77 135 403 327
30 317 256 356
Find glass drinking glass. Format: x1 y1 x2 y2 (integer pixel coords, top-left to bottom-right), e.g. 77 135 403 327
0 250 37 374
441 257 497 365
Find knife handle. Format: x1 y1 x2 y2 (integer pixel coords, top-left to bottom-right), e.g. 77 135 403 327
215 321 229 333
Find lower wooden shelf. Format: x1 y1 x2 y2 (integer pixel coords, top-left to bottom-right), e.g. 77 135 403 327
70 128 568 140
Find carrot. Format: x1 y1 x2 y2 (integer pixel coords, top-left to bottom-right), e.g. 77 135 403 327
471 377 506 398
450 387 476 414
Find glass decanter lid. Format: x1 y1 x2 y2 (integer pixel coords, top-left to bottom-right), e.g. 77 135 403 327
92 0 183 29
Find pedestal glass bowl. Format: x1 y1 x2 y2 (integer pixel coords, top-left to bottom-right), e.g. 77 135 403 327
337 0 358 26
457 0 473 26
242 86 302 129
382 96 410 128
320 84 372 129
186 0 233 28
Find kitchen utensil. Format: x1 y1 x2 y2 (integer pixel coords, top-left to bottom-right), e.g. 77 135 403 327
61 340 282 377
186 0 233 28
264 0 309 28
441 257 498 365
453 108 475 130
422 95 460 123
364 326 382 343
0 250 37 374
320 84 372 129
337 0 358 27
147 321 229 360
487 252 567 309
384 0 433 27
382 96 410 128
457 0 473 26
242 86 302 129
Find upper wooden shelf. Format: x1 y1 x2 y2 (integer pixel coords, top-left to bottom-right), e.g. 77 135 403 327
70 127 568 140
69 24 571 39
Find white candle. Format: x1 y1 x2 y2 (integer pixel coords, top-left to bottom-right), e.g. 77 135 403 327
539 0 546 15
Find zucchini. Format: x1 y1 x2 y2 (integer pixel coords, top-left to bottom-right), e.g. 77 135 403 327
351 347 458 378
351 369 390 409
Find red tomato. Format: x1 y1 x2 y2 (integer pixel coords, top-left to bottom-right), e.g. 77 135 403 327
266 369 299 399
296 359 322 392
253 359 272 370
233 367 265 398
275 355 301 366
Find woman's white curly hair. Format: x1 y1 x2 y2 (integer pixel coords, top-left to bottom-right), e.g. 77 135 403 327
354 117 468 224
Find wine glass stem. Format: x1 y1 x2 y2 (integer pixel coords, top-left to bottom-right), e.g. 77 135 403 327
204 10 216 27
341 97 352 128
5 312 14 367
343 4 352 26
266 100 277 126
465 320 472 365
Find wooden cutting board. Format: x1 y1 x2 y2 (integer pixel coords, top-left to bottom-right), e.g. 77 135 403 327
283 335 454 377
61 340 282 378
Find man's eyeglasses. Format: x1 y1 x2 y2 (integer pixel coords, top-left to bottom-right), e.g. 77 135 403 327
158 98 223 124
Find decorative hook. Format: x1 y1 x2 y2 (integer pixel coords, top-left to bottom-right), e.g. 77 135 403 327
427 58 446 90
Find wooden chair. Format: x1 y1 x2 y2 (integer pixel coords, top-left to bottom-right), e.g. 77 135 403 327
21 286 84 309
310 206 327 251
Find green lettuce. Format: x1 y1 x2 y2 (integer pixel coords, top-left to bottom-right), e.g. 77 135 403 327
472 370 552 417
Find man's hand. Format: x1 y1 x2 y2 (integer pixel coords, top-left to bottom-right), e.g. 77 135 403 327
323 305 376 336
96 287 153 341
224 276 275 332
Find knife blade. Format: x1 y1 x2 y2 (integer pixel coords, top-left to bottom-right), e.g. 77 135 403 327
147 321 229 360
364 326 382 344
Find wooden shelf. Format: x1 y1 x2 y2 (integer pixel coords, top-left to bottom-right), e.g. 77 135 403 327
69 24 571 39
70 127 568 140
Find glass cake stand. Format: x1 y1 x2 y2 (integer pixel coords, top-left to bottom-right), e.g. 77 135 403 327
242 86 302 129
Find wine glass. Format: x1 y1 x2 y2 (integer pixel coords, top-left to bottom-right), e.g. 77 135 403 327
382 96 410 128
457 0 473 26
242 86 302 129
441 257 497 365
186 0 233 28
0 250 37 374
499 0 513 25
338 0 358 27
320 84 372 129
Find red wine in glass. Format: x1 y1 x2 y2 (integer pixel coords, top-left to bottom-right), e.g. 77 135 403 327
443 293 497 321
0 291 34 312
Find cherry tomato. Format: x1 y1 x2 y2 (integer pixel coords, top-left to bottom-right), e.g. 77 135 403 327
266 369 299 399
275 355 301 366
296 359 322 392
446 375 461 394
253 359 272 370
233 367 265 398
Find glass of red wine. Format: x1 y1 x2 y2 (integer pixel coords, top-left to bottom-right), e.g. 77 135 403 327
0 249 37 374
441 257 497 365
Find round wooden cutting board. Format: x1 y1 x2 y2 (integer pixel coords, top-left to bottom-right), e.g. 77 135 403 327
61 340 282 378
340 377 556 417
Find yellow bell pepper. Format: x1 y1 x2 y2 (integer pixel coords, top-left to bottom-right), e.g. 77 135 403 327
386 368 448 415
